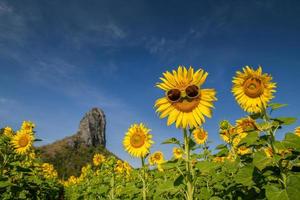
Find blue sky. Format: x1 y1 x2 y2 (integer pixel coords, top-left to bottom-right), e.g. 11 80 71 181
0 0 300 166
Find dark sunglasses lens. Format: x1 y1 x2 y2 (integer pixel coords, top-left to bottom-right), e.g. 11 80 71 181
167 89 181 102
186 85 199 98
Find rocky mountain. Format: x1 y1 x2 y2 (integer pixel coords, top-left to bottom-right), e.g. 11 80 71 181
38 108 117 179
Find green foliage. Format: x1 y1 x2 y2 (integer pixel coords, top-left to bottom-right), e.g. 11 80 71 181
0 127 62 200
38 137 118 179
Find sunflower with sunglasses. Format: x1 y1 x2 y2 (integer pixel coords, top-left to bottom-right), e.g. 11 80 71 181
155 66 217 128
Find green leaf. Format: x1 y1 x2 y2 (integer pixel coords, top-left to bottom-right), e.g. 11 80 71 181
173 174 184 186
250 113 263 120
215 148 229 157
265 175 300 200
253 151 273 171
286 174 300 199
209 197 223 200
273 117 297 125
161 137 180 145
282 133 300 151
265 185 289 200
238 131 259 146
163 160 180 170
215 144 227 150
0 181 13 188
196 161 219 174
257 122 274 131
269 103 288 111
234 165 254 187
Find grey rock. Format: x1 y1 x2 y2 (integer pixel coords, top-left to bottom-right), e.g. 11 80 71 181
76 108 106 147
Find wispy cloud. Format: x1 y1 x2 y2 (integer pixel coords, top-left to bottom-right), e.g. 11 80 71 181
26 57 122 108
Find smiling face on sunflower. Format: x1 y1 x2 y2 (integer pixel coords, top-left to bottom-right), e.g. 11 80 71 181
123 123 154 158
155 66 217 129
232 66 276 113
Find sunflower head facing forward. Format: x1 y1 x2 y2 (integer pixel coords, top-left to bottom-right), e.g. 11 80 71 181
232 66 276 113
149 151 164 165
193 127 208 144
11 130 34 155
155 66 217 129
123 123 154 158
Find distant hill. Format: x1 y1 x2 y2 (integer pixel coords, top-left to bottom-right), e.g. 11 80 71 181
37 108 119 179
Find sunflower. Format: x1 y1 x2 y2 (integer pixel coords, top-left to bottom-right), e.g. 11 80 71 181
157 164 164 172
42 163 58 178
155 66 217 128
237 146 252 155
264 147 273 158
123 161 132 175
115 160 125 174
173 147 183 159
193 128 208 144
3 127 13 137
236 117 257 137
232 66 276 113
11 130 34 155
123 123 154 158
93 153 105 166
213 156 225 163
21 121 35 134
220 127 236 144
149 151 164 165
295 126 300 137
65 176 78 187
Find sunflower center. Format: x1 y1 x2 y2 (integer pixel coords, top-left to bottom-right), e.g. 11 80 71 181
241 121 256 131
130 132 146 148
173 98 200 112
243 78 264 98
18 135 29 147
197 132 206 140
154 154 161 160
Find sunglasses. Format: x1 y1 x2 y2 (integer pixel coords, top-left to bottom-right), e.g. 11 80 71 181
166 85 200 102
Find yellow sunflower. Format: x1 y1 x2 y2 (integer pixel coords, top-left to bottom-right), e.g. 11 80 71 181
232 66 276 113
157 164 164 172
21 121 35 134
213 156 225 163
123 123 154 158
149 151 164 165
3 127 14 137
220 127 236 144
237 146 252 155
115 160 125 174
155 66 217 128
11 130 34 155
173 147 183 159
295 126 300 137
42 163 57 179
93 153 106 166
123 161 132 175
193 127 208 144
236 117 257 137
264 147 273 158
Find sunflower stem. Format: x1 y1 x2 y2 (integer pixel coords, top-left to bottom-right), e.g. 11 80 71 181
141 157 147 200
183 128 194 200
109 173 115 200
263 109 287 189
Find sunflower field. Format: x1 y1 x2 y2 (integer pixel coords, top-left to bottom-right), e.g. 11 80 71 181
1 66 300 200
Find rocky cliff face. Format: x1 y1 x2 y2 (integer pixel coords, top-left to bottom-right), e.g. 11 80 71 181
39 107 111 178
77 108 106 147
